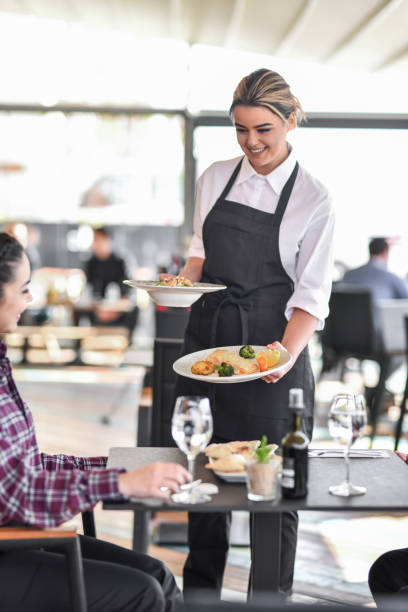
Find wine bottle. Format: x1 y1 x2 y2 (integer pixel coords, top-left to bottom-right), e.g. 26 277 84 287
281 388 309 499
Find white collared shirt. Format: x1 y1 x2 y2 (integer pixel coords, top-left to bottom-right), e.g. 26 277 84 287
188 147 335 330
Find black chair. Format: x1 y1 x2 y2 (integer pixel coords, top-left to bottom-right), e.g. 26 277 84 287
321 288 391 442
133 337 183 552
394 316 408 450
0 526 87 612
82 509 96 537
151 337 184 447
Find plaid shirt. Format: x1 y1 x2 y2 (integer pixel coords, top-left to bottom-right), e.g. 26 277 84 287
0 340 125 527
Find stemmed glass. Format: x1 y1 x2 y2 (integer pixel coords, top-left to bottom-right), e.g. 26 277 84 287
171 396 213 504
328 393 368 497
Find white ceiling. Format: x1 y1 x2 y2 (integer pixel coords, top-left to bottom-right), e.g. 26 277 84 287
1 0 408 73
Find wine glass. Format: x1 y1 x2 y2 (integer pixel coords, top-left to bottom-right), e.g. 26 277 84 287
328 393 368 497
171 396 213 504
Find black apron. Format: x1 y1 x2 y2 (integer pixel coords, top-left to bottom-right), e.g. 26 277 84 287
176 157 314 444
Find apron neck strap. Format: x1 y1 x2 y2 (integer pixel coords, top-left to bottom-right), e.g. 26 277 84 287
273 161 299 226
218 157 244 202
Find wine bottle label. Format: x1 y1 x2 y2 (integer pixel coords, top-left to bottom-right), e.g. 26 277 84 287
281 458 295 489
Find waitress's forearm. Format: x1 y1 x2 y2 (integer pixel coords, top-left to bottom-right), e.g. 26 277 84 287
181 257 204 282
280 308 318 360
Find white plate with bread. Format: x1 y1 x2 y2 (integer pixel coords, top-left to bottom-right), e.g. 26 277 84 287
204 440 280 482
173 345 292 383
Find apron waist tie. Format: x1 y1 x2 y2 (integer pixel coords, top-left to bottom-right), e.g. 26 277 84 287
209 296 253 347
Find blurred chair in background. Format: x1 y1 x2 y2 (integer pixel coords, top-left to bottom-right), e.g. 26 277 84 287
340 236 408 382
333 237 408 433
393 316 408 450
320 288 391 441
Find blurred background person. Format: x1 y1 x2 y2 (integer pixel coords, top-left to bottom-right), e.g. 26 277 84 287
341 237 408 300
83 227 138 338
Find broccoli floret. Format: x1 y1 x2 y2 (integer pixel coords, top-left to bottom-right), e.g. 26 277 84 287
239 345 255 359
214 362 234 377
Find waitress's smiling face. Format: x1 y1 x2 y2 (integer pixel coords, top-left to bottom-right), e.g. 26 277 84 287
0 253 32 334
233 105 296 175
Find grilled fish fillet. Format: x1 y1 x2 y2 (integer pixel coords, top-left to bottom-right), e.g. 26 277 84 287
205 349 259 375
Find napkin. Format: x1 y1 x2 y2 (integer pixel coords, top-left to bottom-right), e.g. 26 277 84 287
308 448 390 458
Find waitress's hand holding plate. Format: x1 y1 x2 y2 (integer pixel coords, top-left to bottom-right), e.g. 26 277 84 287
262 341 292 383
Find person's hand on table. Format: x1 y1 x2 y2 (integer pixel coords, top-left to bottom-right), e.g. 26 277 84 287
262 341 293 383
118 462 191 499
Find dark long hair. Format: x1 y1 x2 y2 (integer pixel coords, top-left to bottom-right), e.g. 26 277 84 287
0 232 24 298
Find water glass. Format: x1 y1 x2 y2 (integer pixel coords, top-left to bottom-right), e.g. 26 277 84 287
328 393 368 497
171 395 213 504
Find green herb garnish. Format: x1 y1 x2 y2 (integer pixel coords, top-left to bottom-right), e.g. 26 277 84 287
254 436 273 463
214 362 234 377
239 345 255 359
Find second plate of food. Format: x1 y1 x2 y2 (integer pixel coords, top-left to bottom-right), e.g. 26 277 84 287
173 345 292 384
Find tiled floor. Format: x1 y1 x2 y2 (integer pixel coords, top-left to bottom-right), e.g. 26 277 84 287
13 358 408 607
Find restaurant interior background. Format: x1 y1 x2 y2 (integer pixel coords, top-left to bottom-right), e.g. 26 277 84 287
1 0 408 605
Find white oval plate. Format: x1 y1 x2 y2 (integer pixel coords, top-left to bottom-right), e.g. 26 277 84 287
206 457 246 482
123 280 226 308
212 470 246 483
173 345 292 384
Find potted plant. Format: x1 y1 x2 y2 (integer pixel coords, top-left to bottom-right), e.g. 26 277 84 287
245 436 280 501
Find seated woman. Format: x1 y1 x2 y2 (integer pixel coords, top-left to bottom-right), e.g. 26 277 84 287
0 232 190 611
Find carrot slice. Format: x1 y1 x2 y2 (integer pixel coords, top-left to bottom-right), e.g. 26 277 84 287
256 356 268 372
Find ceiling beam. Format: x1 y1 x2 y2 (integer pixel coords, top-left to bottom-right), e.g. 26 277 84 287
274 0 318 55
224 0 247 48
169 0 182 38
324 0 405 62
376 41 408 70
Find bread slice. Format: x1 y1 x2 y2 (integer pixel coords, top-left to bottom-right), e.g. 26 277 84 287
205 349 259 375
204 443 233 459
205 454 246 473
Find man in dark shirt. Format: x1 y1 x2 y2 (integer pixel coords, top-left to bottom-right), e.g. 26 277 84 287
86 227 129 299
84 227 138 336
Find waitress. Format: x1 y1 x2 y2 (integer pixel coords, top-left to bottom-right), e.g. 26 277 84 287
170 68 335 599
